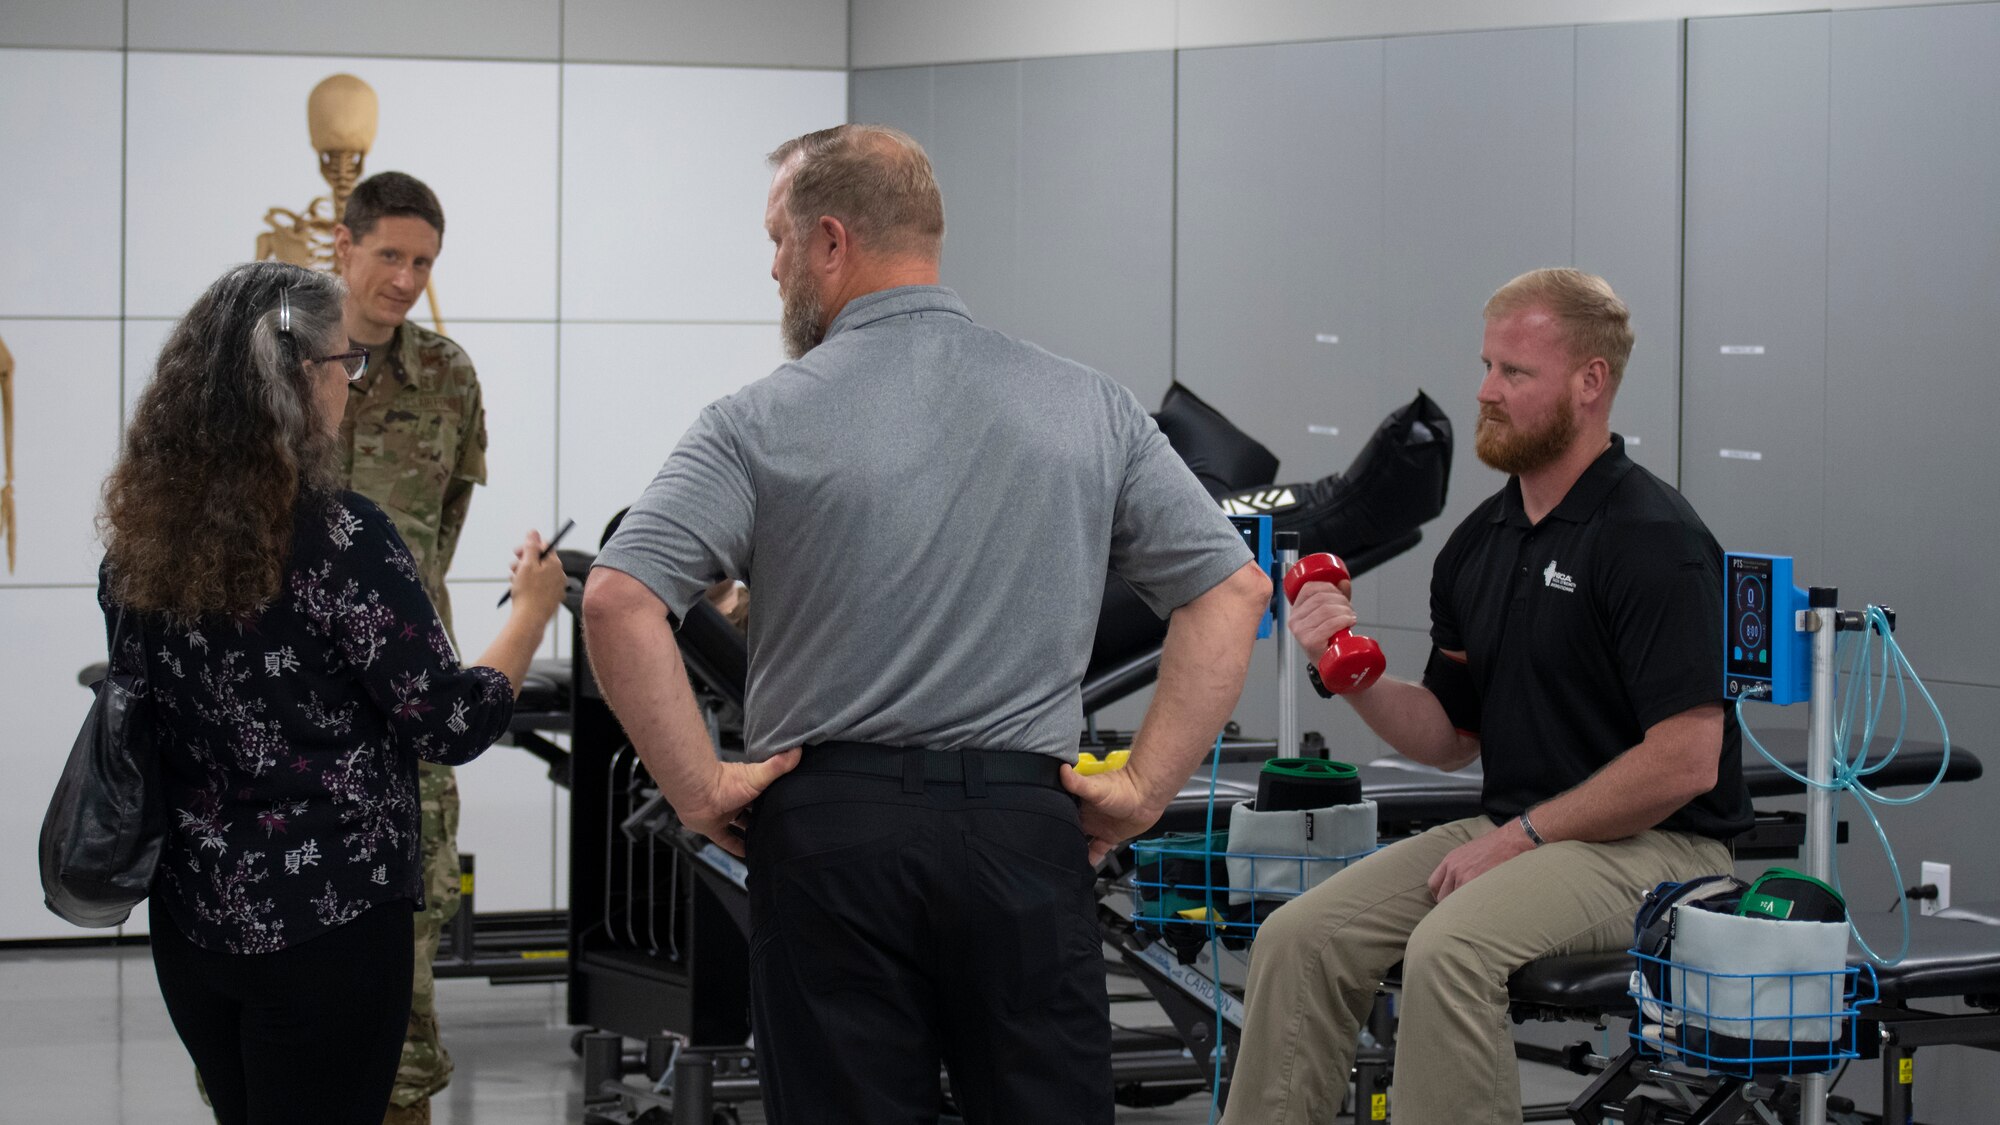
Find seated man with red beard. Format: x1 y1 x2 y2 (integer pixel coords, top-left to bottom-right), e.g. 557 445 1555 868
1221 269 1751 1125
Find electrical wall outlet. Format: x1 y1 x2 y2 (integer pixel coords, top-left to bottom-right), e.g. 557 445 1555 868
1922 861 1952 916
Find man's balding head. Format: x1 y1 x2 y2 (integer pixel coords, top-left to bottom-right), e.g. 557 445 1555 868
768 125 945 262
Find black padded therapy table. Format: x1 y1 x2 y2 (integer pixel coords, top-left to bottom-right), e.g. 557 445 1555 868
1153 728 1977 844
1510 908 2000 1124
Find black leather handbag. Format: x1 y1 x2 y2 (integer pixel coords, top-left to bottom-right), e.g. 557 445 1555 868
39 607 165 928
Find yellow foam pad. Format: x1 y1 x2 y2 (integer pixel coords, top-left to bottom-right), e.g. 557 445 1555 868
1073 748 1131 776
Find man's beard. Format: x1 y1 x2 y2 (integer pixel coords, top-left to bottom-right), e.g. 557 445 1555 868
1475 394 1577 475
779 258 825 361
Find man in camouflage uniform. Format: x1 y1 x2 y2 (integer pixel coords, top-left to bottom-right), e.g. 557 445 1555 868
334 172 487 1125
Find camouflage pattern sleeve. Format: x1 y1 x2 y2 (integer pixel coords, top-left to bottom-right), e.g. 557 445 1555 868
429 373 485 645
431 378 485 592
340 322 485 645
455 373 488 487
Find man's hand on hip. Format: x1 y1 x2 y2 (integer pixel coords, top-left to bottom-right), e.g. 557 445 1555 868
1426 818 1537 901
672 748 803 858
1060 765 1166 866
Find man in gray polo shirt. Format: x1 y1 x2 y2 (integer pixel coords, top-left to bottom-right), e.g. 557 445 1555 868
582 124 1270 1124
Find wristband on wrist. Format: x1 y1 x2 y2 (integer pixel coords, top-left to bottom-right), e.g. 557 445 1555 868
1518 809 1547 847
1304 662 1337 699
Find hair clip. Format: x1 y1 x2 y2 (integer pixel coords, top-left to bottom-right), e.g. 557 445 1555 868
279 287 293 335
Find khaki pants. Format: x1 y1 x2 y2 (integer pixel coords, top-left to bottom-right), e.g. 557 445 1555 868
1221 817 1730 1125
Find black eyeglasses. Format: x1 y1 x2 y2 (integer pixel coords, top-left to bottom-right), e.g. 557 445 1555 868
313 349 369 381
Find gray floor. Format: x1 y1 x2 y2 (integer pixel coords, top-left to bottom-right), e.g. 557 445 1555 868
0 943 1596 1123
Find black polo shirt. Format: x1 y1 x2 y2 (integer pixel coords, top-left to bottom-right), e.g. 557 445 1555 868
1424 435 1752 841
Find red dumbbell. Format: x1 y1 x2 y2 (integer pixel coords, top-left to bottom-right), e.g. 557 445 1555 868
1281 553 1387 694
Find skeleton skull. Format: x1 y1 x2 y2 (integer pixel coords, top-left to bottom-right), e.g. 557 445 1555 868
306 74 378 209
257 72 440 329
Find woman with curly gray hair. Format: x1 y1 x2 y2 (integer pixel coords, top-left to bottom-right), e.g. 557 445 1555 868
98 261 565 1125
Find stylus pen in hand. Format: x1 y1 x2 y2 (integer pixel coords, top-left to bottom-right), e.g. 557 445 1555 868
496 518 576 606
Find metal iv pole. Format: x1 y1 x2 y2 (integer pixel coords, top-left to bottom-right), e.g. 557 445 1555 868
1275 532 1301 758
1797 586 1841 1125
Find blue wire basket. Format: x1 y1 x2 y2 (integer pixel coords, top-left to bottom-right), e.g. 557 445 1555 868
1629 949 1877 1077
1130 833 1375 938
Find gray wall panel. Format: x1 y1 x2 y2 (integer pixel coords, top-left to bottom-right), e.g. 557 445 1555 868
1824 3 2000 686
127 0 560 60
563 0 846 68
857 56 1175 403
1575 21 1684 486
849 66 934 147
0 0 122 48
1174 39 1387 599
1377 27 1577 634
850 0 1172 69
1680 13 1828 563
1093 625 1427 763
926 62 1023 343
1016 52 1175 401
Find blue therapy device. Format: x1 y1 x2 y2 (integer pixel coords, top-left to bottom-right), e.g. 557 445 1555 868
1229 514 1275 639
1723 553 1810 705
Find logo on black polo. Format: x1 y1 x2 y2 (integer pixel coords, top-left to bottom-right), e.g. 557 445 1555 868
1542 559 1576 593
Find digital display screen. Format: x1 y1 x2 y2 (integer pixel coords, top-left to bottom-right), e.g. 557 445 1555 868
1228 514 1268 560
1228 515 1276 639
1726 555 1774 683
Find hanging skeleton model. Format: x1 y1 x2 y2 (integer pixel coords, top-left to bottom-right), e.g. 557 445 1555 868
0 332 14 573
255 73 445 332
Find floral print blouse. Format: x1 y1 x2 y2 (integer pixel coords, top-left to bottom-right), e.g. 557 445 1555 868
101 492 514 953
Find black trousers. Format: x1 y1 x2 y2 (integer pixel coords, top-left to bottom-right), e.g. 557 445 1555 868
745 744 1113 1125
148 896 415 1125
